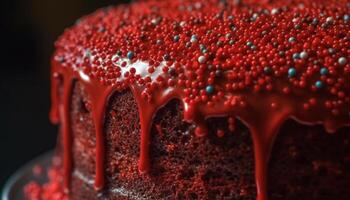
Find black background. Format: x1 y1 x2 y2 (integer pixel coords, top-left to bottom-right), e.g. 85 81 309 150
0 0 130 191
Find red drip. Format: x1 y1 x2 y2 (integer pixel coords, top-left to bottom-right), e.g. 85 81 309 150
51 61 113 191
248 108 291 200
79 72 114 190
50 72 60 124
60 74 73 192
130 85 154 173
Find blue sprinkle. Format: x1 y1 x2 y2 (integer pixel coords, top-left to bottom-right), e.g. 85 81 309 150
288 67 297 77
246 41 253 47
311 18 319 25
315 80 324 89
205 85 215 94
190 35 198 43
127 51 134 59
320 67 329 75
292 53 300 60
344 14 350 22
173 35 180 42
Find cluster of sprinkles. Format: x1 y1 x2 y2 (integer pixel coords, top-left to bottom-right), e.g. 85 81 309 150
54 0 350 117
51 0 350 199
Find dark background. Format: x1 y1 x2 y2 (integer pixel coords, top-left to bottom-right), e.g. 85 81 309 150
0 0 130 191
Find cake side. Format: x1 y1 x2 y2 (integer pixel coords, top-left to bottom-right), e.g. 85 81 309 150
70 81 257 199
28 79 350 200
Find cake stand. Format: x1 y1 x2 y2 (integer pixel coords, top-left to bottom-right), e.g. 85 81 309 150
2 151 53 200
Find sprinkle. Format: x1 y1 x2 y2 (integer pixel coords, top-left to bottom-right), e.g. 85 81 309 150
288 67 297 77
163 54 170 61
151 17 162 25
315 80 324 89
251 13 258 21
320 67 329 75
215 70 223 77
328 48 336 54
156 39 163 45
127 51 134 59
264 66 272 74
292 53 300 60
311 18 319 25
338 57 347 65
344 14 350 22
300 51 308 59
173 35 180 42
326 16 334 24
288 37 296 43
198 55 206 63
190 35 198 43
271 8 279 15
205 85 214 94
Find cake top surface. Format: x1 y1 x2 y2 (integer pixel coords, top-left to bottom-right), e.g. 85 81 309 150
53 0 350 128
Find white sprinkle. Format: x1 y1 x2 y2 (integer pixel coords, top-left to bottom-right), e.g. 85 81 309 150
300 51 308 59
151 18 161 25
198 56 206 64
326 16 334 24
338 57 347 65
271 8 279 15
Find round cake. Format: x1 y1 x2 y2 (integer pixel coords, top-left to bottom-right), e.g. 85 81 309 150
24 0 350 199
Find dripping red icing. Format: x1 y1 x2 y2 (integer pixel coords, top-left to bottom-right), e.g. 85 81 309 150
50 0 350 199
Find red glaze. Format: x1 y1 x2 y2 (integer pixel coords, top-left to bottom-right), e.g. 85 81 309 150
50 0 350 199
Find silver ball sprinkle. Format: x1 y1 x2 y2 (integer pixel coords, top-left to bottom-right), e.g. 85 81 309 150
328 48 336 54
198 56 206 64
300 51 308 59
288 37 296 43
338 57 347 66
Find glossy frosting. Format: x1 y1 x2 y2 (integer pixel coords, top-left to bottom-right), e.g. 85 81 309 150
50 0 350 199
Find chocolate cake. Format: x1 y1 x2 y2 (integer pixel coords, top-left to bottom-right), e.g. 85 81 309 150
25 0 350 199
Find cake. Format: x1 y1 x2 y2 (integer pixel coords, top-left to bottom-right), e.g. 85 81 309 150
24 0 350 199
